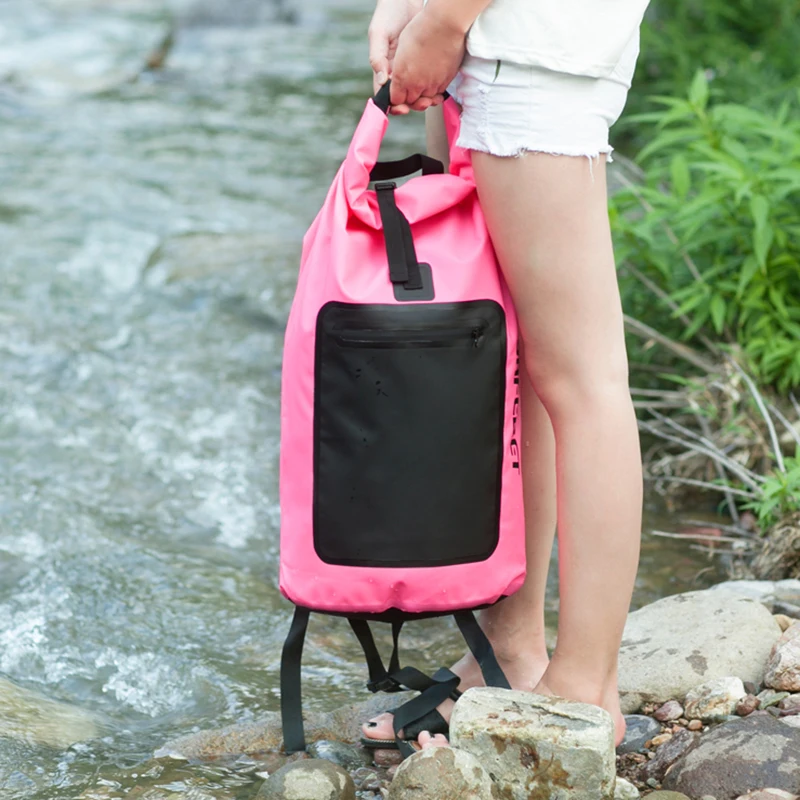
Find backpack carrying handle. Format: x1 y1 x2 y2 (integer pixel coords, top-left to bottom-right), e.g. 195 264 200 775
372 79 451 115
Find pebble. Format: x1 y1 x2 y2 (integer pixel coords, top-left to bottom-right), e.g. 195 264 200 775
654 701 684 722
372 750 403 768
687 720 703 731
617 715 662 753
774 614 796 632
743 682 759 695
778 694 800 714
685 677 746 722
651 733 673 747
615 777 641 800
764 622 800 692
758 689 789 708
735 695 760 716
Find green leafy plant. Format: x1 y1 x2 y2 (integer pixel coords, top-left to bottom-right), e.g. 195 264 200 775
744 453 800 527
612 72 800 390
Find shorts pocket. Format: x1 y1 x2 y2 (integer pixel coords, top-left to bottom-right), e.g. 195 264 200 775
313 300 506 568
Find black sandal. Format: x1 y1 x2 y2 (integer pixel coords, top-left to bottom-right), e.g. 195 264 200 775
360 695 458 750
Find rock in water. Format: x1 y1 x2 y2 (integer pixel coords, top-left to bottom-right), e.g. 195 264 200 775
255 759 355 800
684 677 747 721
0 677 99 749
616 715 661 753
155 694 406 759
450 687 616 800
662 714 800 799
618 590 781 713
764 623 800 692
306 740 371 771
387 748 495 800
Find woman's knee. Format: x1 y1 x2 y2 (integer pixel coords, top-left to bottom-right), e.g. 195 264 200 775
522 347 631 422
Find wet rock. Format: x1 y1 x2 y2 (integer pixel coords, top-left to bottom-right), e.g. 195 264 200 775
255 759 355 800
450 687 616 799
685 677 746 722
654 701 684 722
617 715 661 753
662 714 800 799
615 777 641 800
307 740 371 771
0 677 100 748
645 728 699 783
735 791 799 800
155 694 407 759
386 747 494 800
735 695 760 716
764 623 800 692
618 590 781 713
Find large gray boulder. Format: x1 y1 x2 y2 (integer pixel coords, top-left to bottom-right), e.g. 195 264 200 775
662 715 800 799
387 747 495 800
618 590 782 713
450 688 615 800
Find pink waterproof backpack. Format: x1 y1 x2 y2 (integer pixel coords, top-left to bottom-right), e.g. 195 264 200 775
279 83 526 756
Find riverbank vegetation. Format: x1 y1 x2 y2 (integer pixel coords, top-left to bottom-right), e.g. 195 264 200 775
611 0 800 578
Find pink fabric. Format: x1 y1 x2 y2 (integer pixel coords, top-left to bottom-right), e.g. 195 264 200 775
279 98 526 614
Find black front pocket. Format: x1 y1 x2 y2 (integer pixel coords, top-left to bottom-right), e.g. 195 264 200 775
313 301 506 568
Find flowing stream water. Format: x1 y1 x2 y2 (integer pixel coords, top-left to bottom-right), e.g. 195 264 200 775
0 1 725 796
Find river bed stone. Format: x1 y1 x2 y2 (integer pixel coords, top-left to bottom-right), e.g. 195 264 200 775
617 590 781 713
662 714 800 799
450 687 616 800
387 748 495 800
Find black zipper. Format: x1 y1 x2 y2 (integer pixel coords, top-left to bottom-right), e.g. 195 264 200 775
334 321 486 349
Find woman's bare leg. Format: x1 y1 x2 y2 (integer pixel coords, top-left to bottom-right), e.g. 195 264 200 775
471 150 642 744
363 108 558 743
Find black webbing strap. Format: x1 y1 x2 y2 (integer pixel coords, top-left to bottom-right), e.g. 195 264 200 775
369 153 444 183
392 667 461 759
374 182 423 291
454 610 511 690
348 618 405 693
280 606 310 753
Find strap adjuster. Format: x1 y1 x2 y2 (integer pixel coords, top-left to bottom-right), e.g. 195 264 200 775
367 675 403 694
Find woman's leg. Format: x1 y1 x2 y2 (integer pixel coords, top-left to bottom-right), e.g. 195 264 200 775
471 150 642 744
362 109 559 746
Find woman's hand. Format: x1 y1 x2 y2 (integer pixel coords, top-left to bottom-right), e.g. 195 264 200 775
388 6 467 114
368 0 423 113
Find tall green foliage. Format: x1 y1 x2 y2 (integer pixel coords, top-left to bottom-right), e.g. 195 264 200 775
611 73 800 390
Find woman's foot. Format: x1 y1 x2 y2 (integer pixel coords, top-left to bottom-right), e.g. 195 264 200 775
361 646 551 746
533 662 627 747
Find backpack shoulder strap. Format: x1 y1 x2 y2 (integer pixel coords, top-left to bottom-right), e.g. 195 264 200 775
280 606 310 753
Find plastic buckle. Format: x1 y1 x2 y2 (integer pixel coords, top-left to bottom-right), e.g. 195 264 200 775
367 675 403 694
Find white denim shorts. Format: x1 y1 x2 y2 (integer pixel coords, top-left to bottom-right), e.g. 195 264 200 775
447 54 634 162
